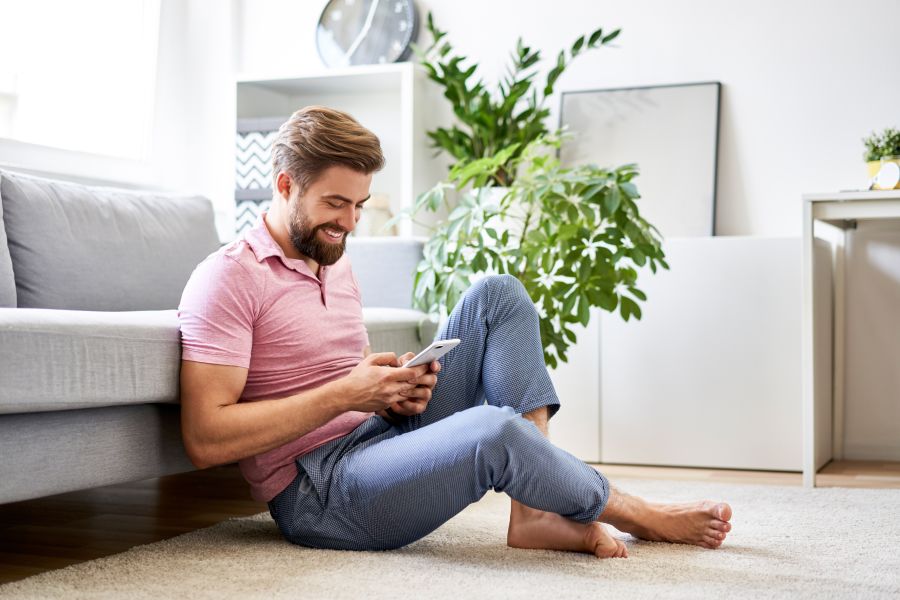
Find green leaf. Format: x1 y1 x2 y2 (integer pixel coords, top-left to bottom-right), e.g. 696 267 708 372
619 296 631 321
578 259 591 282
526 229 547 244
571 36 585 54
562 291 578 314
598 290 618 311
627 286 647 301
603 186 621 214
620 181 639 199
588 28 604 46
558 223 579 240
631 248 647 266
545 352 558 370
602 29 621 44
577 294 590 326
472 251 488 272
620 296 641 320
541 251 553 272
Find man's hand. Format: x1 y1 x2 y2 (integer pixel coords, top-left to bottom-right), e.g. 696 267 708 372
379 351 441 419
339 352 433 414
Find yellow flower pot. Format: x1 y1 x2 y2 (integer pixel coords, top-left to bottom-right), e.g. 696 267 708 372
867 156 900 190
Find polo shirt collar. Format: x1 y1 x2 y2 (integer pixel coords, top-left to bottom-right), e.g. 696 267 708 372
244 211 328 282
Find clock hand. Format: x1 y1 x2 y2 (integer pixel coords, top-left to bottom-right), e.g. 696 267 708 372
344 0 381 62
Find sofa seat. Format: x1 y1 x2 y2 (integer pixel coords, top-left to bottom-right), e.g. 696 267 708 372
0 308 183 415
0 307 437 416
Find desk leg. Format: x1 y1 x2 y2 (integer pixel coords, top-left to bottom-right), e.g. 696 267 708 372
832 230 846 461
802 201 817 487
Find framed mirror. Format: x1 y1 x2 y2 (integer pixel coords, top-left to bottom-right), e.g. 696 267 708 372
559 82 721 237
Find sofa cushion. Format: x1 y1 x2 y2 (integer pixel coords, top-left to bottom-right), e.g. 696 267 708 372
0 308 183 414
0 170 221 310
0 307 437 415
0 181 15 307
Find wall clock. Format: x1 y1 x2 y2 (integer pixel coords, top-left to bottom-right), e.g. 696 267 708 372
316 0 419 68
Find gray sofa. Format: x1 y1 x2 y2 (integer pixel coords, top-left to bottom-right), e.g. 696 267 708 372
0 169 436 504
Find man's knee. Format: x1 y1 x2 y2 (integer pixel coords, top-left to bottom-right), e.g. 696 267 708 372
467 405 535 444
469 274 531 310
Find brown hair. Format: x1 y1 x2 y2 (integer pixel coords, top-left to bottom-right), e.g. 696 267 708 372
270 105 385 195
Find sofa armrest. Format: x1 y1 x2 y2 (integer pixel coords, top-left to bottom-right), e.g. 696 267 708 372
346 236 426 310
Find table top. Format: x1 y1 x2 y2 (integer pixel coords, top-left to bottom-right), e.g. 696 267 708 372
803 189 900 203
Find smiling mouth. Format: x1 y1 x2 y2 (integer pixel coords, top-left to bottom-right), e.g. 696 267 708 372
321 226 345 242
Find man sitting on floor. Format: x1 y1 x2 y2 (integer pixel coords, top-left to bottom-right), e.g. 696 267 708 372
177 106 732 558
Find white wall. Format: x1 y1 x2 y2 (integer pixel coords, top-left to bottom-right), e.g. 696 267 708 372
0 0 238 233
237 0 900 237
153 0 239 240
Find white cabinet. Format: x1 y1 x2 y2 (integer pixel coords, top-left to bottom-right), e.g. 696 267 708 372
234 62 443 239
551 236 833 471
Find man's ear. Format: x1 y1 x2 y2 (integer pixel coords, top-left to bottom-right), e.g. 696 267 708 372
275 171 292 202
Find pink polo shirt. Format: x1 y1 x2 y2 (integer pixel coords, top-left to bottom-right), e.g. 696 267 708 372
178 213 372 502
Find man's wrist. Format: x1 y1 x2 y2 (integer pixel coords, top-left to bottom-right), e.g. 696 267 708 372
322 378 353 415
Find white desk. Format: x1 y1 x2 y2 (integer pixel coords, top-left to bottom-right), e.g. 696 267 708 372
801 190 900 486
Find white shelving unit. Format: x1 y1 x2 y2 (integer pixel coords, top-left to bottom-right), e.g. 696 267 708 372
235 62 444 238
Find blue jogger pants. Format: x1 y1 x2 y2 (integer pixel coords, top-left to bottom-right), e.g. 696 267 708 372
268 274 611 550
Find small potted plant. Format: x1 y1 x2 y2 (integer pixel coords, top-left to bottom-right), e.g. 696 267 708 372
863 127 900 190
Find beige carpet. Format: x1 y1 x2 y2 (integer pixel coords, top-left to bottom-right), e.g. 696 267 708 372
2 478 899 599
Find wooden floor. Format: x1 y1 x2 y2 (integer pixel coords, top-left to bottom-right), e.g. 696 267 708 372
1 460 898 585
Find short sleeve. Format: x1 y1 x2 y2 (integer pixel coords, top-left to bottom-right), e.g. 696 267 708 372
177 252 260 368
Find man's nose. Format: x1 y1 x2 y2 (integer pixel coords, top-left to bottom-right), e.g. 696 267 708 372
336 206 356 233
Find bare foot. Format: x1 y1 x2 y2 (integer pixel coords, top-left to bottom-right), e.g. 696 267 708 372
601 487 733 549
507 508 628 559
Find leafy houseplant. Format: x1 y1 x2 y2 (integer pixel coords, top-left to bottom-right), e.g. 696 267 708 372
417 13 620 186
395 17 669 368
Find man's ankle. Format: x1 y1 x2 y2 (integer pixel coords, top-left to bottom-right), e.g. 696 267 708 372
522 406 549 437
599 486 646 528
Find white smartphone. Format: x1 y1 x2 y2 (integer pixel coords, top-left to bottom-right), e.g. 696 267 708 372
402 338 461 368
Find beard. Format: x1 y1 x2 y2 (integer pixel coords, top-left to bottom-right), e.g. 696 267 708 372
287 201 347 267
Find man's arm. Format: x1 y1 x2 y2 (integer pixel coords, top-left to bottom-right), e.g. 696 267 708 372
180 361 346 469
180 352 433 469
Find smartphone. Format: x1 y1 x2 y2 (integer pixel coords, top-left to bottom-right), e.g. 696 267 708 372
402 338 461 368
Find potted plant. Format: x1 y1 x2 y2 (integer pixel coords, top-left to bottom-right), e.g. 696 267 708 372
863 127 900 190
391 15 669 368
416 13 620 185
